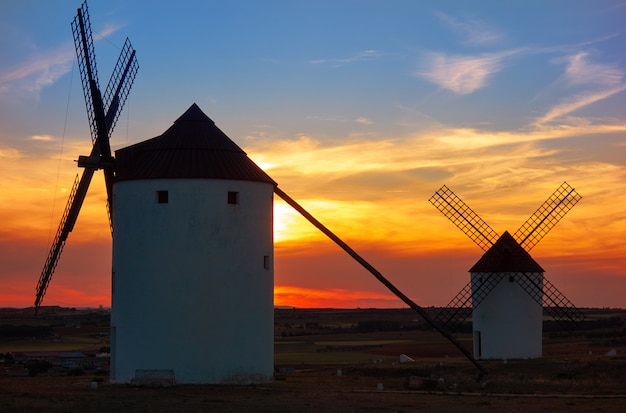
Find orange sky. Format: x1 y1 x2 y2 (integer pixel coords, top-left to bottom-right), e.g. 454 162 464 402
1 1 625 310
0 150 624 309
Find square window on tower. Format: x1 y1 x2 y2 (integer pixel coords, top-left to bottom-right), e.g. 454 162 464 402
227 191 239 205
156 190 169 204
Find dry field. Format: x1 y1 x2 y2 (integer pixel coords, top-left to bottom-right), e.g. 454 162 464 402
1 307 625 412
1 361 625 413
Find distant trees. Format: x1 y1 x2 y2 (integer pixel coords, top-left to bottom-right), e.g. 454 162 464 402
355 320 401 332
0 352 15 363
276 319 425 337
24 359 52 377
0 325 52 338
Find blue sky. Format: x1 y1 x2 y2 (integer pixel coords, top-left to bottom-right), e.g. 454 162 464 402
1 1 625 308
4 1 625 140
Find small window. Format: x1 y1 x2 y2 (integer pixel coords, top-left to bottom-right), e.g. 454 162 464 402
263 255 271 270
227 191 239 205
157 190 169 204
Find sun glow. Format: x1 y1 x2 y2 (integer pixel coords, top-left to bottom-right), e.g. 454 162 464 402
273 199 320 244
274 285 401 308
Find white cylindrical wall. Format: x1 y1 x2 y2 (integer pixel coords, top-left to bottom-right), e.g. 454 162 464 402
111 178 274 384
471 272 543 360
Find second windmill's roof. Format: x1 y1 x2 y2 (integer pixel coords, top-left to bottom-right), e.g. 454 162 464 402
469 231 544 273
114 103 275 185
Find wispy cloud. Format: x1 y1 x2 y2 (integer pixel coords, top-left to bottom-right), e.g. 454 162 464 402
537 87 626 125
93 23 126 42
416 11 523 95
0 22 124 102
0 147 21 160
535 52 626 125
305 115 375 125
564 52 623 87
247 118 626 194
247 118 626 267
0 45 74 101
355 116 374 125
309 50 381 67
435 11 504 46
415 50 515 94
31 135 55 142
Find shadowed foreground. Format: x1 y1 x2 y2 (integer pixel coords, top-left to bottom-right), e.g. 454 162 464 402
2 307 625 411
2 360 625 413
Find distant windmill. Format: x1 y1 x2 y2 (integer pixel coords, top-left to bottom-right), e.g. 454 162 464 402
429 182 584 359
35 1 138 312
36 2 492 384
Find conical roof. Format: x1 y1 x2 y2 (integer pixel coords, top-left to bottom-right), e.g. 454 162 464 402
469 231 544 273
115 103 276 184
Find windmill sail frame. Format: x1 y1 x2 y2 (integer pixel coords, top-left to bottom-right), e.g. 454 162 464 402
35 0 138 313
430 182 583 334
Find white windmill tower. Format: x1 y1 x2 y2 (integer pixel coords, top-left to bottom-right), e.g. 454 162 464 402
429 183 584 359
111 103 275 384
32 2 273 385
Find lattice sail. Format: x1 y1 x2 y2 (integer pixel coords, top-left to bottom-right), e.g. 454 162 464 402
429 185 500 251
35 175 80 310
513 182 582 251
103 38 139 136
540 277 585 331
435 274 503 332
71 1 100 144
514 273 584 331
35 1 138 312
435 283 473 333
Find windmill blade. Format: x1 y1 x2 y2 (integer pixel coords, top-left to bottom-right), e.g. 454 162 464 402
541 277 585 331
435 273 503 332
72 1 110 163
429 185 500 251
103 38 139 137
434 283 473 333
72 2 140 218
71 1 100 145
37 1 137 311
513 273 584 332
101 38 138 219
513 182 582 251
275 186 487 376
510 272 543 308
35 168 96 312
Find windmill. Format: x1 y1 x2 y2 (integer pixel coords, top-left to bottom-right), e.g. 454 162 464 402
34 0 138 313
35 3 491 385
429 182 584 359
108 103 486 383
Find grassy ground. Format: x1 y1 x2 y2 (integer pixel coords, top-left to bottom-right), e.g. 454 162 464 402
2 361 625 413
2 307 625 412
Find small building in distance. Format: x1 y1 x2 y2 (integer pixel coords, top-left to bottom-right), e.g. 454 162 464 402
470 231 544 359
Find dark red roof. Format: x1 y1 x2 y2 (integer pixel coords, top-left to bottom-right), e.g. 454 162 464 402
114 103 276 185
469 231 544 273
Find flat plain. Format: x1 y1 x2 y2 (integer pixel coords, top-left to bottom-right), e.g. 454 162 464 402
1 307 625 412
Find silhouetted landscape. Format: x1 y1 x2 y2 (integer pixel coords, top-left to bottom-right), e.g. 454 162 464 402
1 306 625 412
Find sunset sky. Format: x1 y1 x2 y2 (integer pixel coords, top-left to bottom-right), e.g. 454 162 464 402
1 0 625 309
